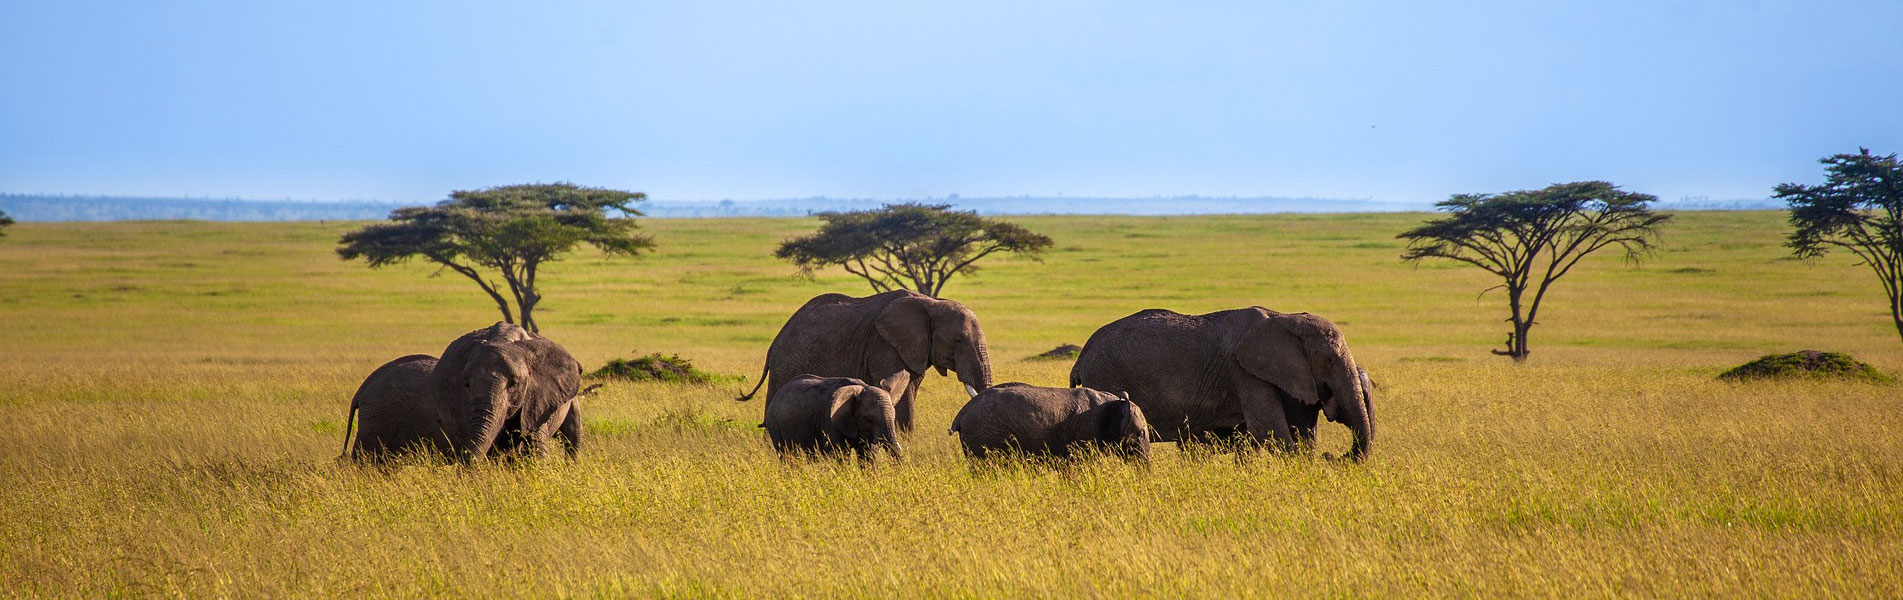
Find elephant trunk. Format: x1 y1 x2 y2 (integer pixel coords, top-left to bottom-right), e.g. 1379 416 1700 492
461 375 512 463
1330 362 1374 461
959 339 993 392
881 404 904 460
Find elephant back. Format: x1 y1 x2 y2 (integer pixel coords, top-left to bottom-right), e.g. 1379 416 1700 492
1071 309 1242 441
766 291 919 397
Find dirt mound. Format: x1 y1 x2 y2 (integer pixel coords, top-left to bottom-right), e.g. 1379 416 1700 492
592 352 737 384
1029 344 1083 361
1718 350 1890 383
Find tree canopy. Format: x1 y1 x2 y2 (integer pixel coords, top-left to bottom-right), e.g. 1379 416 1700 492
1398 181 1670 362
776 203 1053 297
1778 148 1903 342
337 183 653 332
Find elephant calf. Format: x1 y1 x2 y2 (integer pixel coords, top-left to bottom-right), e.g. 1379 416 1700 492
764 372 908 461
948 383 1152 461
344 354 452 458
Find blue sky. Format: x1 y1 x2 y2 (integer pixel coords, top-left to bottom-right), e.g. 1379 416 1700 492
2 1 1898 204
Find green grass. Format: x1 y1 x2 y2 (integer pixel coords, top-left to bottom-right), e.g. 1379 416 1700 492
1 212 1899 597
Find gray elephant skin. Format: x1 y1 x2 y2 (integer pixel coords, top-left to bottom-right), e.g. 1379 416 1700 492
737 290 994 432
948 383 1152 461
763 372 908 460
342 354 449 458
1069 307 1375 460
342 322 585 462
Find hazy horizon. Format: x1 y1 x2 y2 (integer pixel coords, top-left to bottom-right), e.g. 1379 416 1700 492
0 191 1782 222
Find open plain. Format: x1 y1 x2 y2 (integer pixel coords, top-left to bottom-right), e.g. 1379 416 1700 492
0 212 1898 597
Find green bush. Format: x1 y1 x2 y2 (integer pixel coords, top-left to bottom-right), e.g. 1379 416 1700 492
591 352 738 384
1717 350 1891 383
1028 344 1082 361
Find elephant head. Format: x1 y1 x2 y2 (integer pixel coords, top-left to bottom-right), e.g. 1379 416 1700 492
437 323 585 462
1236 312 1374 460
827 371 908 460
875 295 993 396
1095 393 1152 461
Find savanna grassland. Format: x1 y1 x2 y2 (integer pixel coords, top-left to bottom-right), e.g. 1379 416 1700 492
0 212 1899 598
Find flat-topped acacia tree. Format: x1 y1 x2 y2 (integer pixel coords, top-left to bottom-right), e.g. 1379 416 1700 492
337 183 653 333
776 203 1053 298
1779 148 1903 343
1399 181 1670 362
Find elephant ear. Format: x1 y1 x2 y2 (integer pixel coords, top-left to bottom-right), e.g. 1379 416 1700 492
1095 400 1143 443
875 295 935 375
1236 318 1323 405
827 384 866 422
876 370 912 398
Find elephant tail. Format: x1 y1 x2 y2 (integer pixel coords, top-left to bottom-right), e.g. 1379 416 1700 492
735 364 770 401
947 402 973 436
339 401 358 460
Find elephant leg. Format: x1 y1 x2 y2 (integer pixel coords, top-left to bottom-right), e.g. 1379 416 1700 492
555 401 582 459
893 376 922 433
490 414 528 458
1175 426 1229 459
1285 398 1321 453
520 402 575 459
1237 379 1296 452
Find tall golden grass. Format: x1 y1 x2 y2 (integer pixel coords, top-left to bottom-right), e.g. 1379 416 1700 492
0 212 1897 597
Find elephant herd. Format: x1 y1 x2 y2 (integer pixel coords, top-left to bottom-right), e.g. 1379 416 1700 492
342 289 1376 464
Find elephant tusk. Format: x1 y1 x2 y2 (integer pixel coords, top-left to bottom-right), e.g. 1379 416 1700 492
964 384 978 397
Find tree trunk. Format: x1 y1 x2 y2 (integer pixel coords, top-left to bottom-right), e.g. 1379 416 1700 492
1512 320 1531 362
1890 292 1902 344
520 291 539 334
492 298 515 326
1493 285 1531 362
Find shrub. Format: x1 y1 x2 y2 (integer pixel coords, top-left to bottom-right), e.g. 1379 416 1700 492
1028 344 1083 361
592 353 738 384
1717 350 1891 383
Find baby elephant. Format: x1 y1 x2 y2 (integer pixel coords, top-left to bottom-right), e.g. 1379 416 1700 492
343 354 448 458
949 383 1152 461
764 372 909 461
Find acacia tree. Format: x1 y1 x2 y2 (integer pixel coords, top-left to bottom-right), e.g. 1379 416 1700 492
776 203 1053 297
337 183 653 333
1779 148 1903 343
1398 181 1670 362
0 209 12 237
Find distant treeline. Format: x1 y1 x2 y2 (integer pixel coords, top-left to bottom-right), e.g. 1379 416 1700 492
0 192 1774 222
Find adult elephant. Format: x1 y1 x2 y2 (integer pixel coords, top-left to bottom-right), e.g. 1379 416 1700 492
430 322 586 462
737 290 993 432
1069 307 1375 460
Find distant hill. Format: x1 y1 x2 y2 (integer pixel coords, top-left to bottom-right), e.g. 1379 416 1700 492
0 192 1774 221
0 194 406 222
640 195 1428 217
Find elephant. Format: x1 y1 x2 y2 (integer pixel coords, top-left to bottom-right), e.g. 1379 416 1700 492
763 371 908 460
430 322 586 462
341 323 588 462
1069 307 1375 460
342 354 452 458
947 383 1151 461
736 290 994 432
